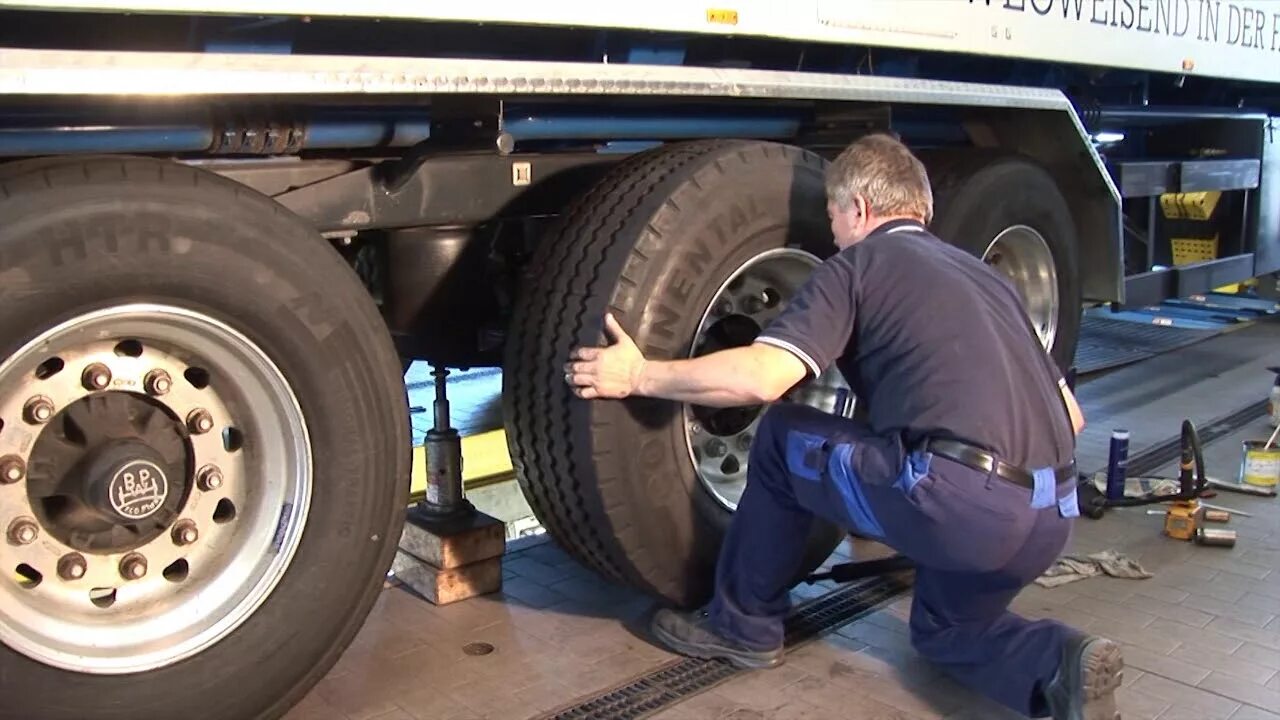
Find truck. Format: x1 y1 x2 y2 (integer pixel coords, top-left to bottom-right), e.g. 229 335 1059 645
0 1 1275 717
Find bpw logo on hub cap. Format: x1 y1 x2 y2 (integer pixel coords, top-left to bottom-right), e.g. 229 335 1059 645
109 460 169 520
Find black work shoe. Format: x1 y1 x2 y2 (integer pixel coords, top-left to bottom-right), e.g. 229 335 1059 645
1045 635 1125 720
650 608 784 670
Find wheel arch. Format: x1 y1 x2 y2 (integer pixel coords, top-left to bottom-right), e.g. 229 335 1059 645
957 107 1123 306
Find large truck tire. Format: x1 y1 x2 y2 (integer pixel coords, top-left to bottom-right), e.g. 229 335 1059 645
504 140 848 607
0 157 410 720
925 153 1083 371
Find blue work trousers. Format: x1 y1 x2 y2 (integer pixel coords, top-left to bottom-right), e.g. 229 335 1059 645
706 404 1078 718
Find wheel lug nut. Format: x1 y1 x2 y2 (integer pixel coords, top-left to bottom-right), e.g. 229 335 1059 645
0 455 26 484
119 553 147 580
144 369 173 396
737 433 754 451
23 396 55 425
81 363 112 391
197 465 224 491
7 517 38 546
706 439 728 458
186 409 214 435
172 520 199 546
58 553 87 581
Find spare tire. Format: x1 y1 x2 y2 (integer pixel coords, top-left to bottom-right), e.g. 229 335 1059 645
504 140 848 607
925 153 1082 371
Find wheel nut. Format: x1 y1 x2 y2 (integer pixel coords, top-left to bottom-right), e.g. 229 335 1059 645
119 553 147 580
172 520 199 546
7 517 38 546
0 455 26 484
737 433 754 451
58 553 87 581
197 465 223 491
706 439 728 458
186 409 214 435
81 363 112 391
144 369 173 396
23 396 55 425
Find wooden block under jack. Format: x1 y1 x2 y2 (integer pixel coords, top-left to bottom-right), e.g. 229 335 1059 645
392 549 502 605
399 505 506 569
393 506 505 605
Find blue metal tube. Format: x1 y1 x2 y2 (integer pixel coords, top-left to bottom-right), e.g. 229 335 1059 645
0 111 803 156
304 120 431 149
0 126 215 155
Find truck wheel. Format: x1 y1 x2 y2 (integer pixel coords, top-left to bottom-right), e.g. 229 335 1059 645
926 154 1082 370
505 141 847 607
0 158 409 720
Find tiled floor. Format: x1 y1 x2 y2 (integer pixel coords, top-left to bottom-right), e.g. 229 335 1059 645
291 320 1280 720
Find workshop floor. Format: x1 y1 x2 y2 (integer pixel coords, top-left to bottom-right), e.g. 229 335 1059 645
289 319 1280 720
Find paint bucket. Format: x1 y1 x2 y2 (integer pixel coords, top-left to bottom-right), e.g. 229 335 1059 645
1239 440 1280 490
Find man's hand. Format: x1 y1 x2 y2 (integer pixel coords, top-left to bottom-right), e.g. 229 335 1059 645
565 314 647 400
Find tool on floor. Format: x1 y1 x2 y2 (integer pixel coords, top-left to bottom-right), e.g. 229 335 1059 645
1203 508 1231 523
1194 527 1237 547
1084 420 1210 514
1206 476 1277 497
803 554 915 584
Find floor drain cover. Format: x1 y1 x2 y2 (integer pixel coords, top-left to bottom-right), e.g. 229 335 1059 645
462 642 495 656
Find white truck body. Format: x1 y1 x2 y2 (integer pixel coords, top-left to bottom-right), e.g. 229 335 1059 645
4 0 1280 85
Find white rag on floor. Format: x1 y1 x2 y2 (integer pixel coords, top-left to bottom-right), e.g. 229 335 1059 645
1034 549 1153 588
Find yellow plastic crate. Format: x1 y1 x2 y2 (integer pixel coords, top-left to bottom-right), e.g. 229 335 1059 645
1171 235 1218 265
1160 191 1222 221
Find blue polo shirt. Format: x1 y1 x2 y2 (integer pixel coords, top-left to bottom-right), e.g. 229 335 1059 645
755 219 1075 473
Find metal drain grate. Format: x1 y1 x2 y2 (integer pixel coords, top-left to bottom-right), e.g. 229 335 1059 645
1124 400 1268 478
540 572 913 720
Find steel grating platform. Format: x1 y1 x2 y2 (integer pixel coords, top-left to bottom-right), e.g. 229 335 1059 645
1073 315 1222 376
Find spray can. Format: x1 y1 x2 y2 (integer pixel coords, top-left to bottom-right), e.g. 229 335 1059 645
1105 429 1130 501
1268 366 1280 428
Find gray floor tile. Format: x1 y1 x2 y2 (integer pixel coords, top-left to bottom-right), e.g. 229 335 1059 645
1198 672 1280 714
1131 673 1241 719
1230 706 1280 720
304 323 1280 720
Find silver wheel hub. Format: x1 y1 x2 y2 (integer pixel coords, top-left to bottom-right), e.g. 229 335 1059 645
684 248 852 512
982 225 1060 351
0 304 312 674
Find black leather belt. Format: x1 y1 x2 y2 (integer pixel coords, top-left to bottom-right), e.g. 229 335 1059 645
923 438 1076 490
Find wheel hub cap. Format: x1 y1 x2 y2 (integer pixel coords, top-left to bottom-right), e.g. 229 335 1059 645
982 225 1060 351
685 248 852 512
0 304 312 675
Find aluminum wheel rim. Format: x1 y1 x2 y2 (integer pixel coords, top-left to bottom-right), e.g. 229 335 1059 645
684 248 852 512
0 303 312 674
983 225 1060 351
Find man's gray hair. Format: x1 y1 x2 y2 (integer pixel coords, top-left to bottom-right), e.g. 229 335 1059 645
825 133 934 224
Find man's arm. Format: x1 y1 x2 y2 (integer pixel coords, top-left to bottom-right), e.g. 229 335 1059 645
565 314 808 406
